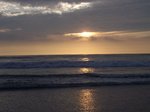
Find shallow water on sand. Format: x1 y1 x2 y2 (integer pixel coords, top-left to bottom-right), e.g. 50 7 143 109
0 85 149 112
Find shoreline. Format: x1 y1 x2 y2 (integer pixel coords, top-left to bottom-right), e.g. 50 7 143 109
0 85 149 112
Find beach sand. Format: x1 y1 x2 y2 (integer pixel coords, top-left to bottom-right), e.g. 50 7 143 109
0 85 149 112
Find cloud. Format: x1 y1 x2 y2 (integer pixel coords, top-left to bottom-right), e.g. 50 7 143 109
0 1 92 17
64 31 150 41
0 28 21 33
0 28 11 33
0 0 149 43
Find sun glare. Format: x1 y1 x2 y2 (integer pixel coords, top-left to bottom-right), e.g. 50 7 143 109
79 32 95 38
65 31 98 40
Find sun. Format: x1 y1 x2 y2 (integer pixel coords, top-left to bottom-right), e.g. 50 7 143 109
79 32 95 38
64 31 99 40
65 31 97 38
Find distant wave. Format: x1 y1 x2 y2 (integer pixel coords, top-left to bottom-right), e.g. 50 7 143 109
0 55 149 89
0 74 150 89
0 60 150 68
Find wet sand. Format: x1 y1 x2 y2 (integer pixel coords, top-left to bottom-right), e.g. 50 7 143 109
0 85 150 112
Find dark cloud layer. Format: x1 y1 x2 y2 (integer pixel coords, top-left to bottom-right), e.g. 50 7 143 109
0 0 150 42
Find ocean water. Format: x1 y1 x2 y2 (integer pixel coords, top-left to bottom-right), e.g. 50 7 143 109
0 54 150 88
0 54 150 75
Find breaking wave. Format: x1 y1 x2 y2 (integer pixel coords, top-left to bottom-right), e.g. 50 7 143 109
0 60 150 68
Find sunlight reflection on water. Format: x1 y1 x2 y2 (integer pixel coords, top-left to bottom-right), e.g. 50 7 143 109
81 57 90 61
79 68 95 74
79 89 95 112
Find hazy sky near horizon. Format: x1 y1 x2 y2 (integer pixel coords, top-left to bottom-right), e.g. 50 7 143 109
0 0 150 55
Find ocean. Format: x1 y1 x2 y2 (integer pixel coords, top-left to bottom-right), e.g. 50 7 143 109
0 54 150 88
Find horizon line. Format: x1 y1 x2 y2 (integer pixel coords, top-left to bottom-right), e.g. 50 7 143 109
0 53 150 57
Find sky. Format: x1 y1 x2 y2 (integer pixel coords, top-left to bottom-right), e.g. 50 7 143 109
0 0 150 55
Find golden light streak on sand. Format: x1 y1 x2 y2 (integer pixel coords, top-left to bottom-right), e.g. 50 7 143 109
79 89 95 112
